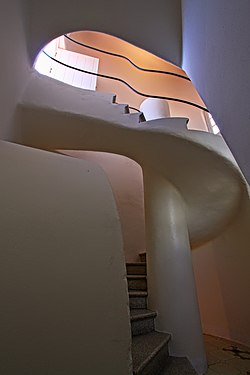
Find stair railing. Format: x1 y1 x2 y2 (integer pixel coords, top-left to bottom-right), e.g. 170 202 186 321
42 50 209 113
64 34 191 81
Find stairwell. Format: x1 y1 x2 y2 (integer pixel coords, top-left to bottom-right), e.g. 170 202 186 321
127 253 197 375
17 74 248 374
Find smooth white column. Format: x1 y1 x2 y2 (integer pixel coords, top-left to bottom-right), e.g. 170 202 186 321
143 168 207 375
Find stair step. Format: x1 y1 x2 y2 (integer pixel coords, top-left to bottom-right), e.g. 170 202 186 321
139 252 147 262
111 103 130 114
111 94 117 103
124 104 130 113
130 309 157 322
139 112 146 123
129 291 148 309
127 275 147 291
130 309 156 336
123 112 146 124
127 256 172 375
132 331 171 375
126 262 147 275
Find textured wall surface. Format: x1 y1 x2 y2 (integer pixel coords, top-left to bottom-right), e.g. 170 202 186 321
24 0 182 66
192 195 250 347
182 1 250 345
0 141 131 375
182 0 250 183
61 151 146 262
0 0 30 139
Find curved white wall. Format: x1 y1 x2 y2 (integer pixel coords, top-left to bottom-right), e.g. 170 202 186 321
0 0 30 139
182 0 250 184
25 0 182 66
61 150 146 262
0 141 131 375
0 0 250 364
192 196 250 347
19 53 250 352
144 169 207 374
182 0 250 346
45 31 208 131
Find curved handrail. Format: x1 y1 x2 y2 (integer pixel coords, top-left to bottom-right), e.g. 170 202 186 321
42 51 209 113
128 106 142 113
64 34 191 82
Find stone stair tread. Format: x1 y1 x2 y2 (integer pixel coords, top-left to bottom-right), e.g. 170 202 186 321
127 262 147 266
129 291 148 297
127 275 146 279
129 291 148 309
132 331 171 374
127 274 147 291
130 309 156 321
126 262 147 276
127 257 172 374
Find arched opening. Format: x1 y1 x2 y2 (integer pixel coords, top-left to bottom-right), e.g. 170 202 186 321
34 30 213 132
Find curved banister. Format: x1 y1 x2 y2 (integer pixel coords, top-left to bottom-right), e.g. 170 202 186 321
128 106 142 113
64 34 191 81
42 51 209 113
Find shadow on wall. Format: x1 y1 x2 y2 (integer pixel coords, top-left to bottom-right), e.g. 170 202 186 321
59 150 146 262
192 196 250 347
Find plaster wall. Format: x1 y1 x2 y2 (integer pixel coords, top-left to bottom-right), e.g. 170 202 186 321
192 196 250 347
59 31 208 130
182 0 250 346
61 150 146 262
65 31 184 75
24 0 182 66
16 72 250 365
1 0 249 366
0 141 131 375
144 169 207 374
17 74 245 247
182 0 250 183
0 0 30 140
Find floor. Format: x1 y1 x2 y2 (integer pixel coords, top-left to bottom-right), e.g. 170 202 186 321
204 334 250 375
161 334 250 375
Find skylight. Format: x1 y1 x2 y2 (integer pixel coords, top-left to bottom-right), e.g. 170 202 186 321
34 36 99 91
208 113 220 134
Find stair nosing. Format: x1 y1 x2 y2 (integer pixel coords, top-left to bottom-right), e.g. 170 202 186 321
133 332 171 374
127 275 147 279
127 258 171 374
130 309 157 321
126 262 147 266
129 291 148 296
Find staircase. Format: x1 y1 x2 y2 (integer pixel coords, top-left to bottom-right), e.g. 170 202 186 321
126 254 171 375
18 73 247 374
127 253 197 375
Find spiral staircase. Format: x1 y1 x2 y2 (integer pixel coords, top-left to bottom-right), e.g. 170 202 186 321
12 72 248 374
